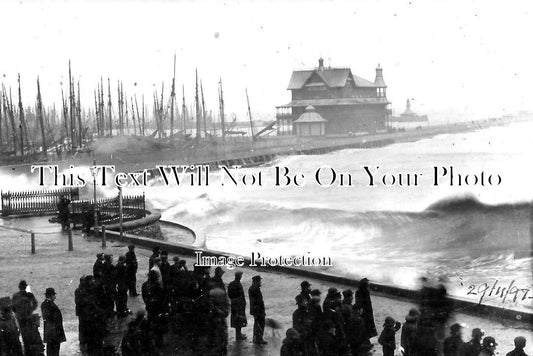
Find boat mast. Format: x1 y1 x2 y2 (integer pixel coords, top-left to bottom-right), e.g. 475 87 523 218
195 69 201 140
107 78 113 137
219 78 225 139
200 80 207 137
36 77 47 160
181 84 187 135
246 88 255 141
170 54 176 138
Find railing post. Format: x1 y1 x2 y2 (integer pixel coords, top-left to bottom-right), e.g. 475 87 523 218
101 225 106 249
68 229 73 251
31 232 35 254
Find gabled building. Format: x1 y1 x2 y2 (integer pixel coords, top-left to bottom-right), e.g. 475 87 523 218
276 58 391 135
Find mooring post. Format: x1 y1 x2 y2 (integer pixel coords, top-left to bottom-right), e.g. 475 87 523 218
101 225 106 249
31 231 35 254
68 229 73 251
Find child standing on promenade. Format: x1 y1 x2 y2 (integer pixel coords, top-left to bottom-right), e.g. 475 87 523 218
378 316 401 356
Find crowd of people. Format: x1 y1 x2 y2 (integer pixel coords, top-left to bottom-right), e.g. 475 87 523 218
0 244 530 356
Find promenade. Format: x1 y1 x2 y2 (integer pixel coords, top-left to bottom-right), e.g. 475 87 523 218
0 216 531 355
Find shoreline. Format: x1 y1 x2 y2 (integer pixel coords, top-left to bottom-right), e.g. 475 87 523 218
1 117 525 176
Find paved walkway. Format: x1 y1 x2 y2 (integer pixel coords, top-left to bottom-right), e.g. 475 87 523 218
0 216 531 355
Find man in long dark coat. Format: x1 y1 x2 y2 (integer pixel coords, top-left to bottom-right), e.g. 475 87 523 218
12 280 42 355
41 288 66 356
115 256 130 317
125 245 138 296
355 278 377 341
227 271 247 340
101 254 116 317
248 275 266 345
56 196 70 231
92 253 104 278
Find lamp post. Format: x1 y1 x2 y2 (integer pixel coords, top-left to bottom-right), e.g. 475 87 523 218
90 160 99 234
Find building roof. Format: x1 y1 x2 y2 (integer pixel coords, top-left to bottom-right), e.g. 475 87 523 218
278 97 390 108
287 68 378 90
294 106 328 123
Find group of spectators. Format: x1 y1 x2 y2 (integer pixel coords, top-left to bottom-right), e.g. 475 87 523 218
282 279 529 356
0 281 65 356
0 244 530 356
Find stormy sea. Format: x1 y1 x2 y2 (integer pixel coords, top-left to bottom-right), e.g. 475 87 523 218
147 120 533 312
1 121 531 312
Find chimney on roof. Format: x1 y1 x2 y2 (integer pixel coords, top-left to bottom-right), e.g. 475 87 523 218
318 57 324 70
374 63 387 87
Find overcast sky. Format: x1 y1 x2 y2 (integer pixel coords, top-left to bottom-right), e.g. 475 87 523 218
0 0 531 122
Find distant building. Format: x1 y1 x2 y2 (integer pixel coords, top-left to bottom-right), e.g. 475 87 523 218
390 99 428 122
276 58 391 136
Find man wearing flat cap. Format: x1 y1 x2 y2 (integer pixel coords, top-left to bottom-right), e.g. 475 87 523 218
41 288 66 356
228 271 247 340
125 244 138 296
249 275 267 345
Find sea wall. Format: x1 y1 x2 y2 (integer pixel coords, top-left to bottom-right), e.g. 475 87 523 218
101 228 533 327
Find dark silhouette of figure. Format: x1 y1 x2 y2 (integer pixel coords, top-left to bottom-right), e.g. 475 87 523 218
322 288 346 353
142 270 166 348
0 298 24 356
12 280 43 356
209 287 230 355
293 294 316 356
41 288 66 356
101 254 116 317
401 308 420 356
355 278 377 341
92 253 104 278
444 323 464 356
159 251 171 289
148 247 160 271
378 316 401 356
121 311 154 356
459 327 484 356
280 328 304 356
56 196 71 231
212 267 226 292
227 271 247 341
248 275 266 345
298 281 312 303
479 336 498 356
506 336 528 356
115 255 130 317
125 245 138 296
317 319 341 356
308 289 323 354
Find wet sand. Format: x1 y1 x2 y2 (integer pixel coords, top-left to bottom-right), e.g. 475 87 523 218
0 216 531 355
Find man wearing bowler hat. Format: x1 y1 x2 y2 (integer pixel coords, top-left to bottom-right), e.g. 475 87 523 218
41 288 66 356
249 275 267 345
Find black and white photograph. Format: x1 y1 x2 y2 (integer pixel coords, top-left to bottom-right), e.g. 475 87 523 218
0 1 531 355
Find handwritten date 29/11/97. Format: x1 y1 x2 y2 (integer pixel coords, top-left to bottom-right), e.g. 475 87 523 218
467 280 533 304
